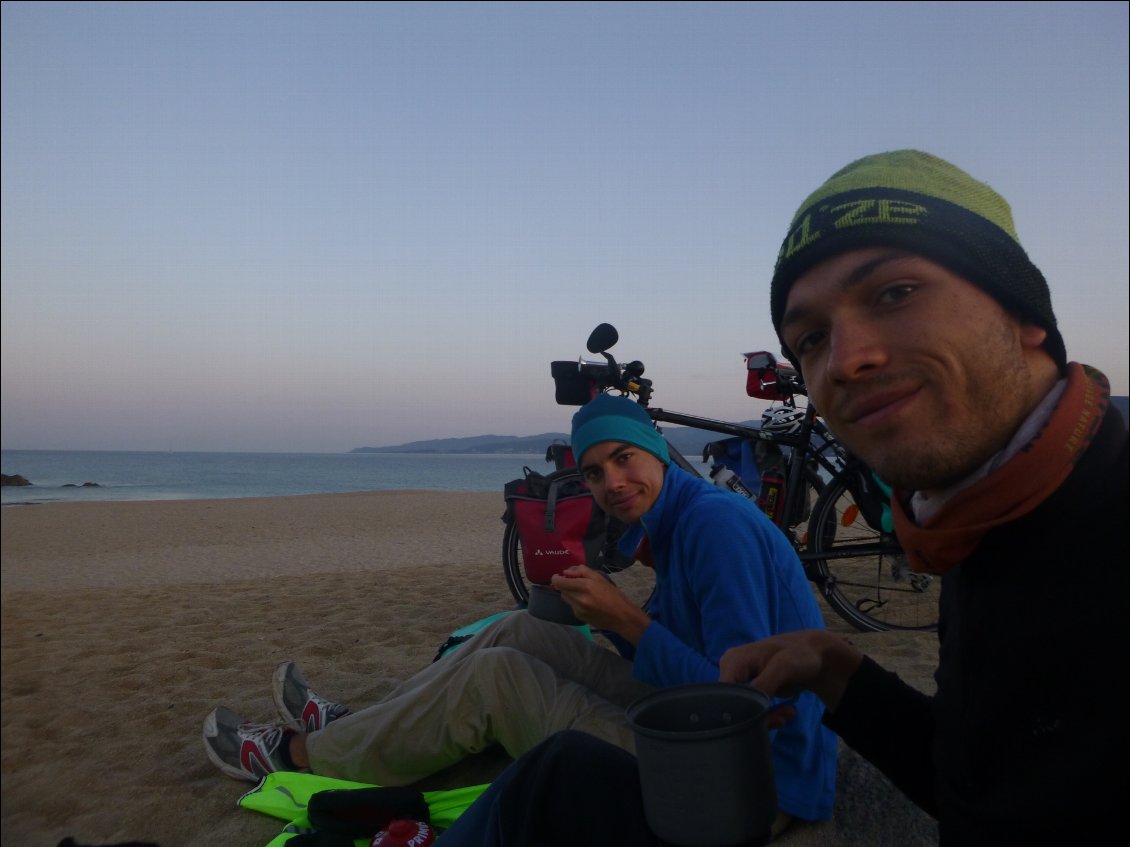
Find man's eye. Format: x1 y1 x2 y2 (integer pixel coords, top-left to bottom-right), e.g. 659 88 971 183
793 329 826 355
877 284 916 304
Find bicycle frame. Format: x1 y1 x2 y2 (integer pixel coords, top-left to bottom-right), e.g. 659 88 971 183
646 403 922 631
645 403 833 524
645 406 856 548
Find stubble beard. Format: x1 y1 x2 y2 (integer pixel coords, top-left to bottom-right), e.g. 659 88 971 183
836 326 1036 493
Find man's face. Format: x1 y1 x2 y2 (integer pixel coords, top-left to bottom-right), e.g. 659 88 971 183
780 248 1051 490
580 441 665 524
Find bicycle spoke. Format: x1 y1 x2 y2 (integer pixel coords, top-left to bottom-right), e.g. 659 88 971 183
809 479 939 632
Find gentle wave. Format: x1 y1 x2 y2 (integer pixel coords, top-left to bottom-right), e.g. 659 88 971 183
1 449 557 505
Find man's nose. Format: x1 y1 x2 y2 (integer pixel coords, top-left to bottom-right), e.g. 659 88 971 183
602 463 627 489
825 319 888 383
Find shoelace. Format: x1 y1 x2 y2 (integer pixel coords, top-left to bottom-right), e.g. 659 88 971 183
241 721 285 754
238 721 288 775
303 694 350 731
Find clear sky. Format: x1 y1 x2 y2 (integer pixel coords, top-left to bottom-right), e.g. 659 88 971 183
2 1 1127 453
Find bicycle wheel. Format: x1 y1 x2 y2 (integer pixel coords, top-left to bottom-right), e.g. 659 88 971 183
502 519 530 605
806 478 939 632
501 520 656 611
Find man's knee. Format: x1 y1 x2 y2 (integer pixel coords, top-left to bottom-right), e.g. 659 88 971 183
461 646 543 688
476 610 534 645
513 731 644 815
540 730 637 771
481 610 578 650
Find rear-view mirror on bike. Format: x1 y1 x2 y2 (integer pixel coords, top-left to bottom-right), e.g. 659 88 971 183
586 322 619 355
745 351 777 371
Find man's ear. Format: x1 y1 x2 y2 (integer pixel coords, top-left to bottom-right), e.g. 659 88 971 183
1019 321 1048 350
1019 320 1063 384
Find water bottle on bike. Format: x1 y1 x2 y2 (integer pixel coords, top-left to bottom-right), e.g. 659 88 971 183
757 470 786 526
709 464 756 499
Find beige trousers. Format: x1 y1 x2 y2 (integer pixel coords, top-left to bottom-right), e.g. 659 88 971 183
305 611 655 785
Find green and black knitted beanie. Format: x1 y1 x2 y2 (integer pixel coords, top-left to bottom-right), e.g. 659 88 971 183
769 150 1065 369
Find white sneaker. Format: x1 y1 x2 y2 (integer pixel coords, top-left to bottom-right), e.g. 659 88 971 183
272 661 351 733
202 706 292 782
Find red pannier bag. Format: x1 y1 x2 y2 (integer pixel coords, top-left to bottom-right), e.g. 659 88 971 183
503 466 628 584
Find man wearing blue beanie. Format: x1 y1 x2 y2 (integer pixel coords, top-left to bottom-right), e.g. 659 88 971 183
563 393 835 828
570 392 672 469
434 392 837 844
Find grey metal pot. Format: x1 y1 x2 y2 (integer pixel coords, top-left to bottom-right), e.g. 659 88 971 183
626 683 777 847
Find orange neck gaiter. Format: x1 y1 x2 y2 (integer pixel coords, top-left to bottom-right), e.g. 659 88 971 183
892 363 1110 575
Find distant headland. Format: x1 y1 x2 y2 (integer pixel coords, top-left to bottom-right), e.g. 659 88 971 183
352 422 758 459
354 396 1130 456
351 433 570 455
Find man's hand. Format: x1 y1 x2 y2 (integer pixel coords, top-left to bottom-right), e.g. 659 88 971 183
720 630 865 713
550 565 651 645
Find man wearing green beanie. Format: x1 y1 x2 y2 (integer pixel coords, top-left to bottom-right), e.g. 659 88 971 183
721 150 1127 843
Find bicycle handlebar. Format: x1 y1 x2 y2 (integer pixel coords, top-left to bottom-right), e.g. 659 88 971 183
555 324 804 409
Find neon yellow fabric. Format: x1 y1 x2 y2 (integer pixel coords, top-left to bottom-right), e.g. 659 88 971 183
239 771 490 847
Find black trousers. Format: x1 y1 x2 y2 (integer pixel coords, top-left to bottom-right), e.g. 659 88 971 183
438 730 659 847
437 730 770 847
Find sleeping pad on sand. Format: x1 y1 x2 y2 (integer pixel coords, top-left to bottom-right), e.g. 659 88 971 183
239 771 489 847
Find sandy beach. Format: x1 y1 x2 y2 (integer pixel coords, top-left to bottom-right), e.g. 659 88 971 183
2 491 939 846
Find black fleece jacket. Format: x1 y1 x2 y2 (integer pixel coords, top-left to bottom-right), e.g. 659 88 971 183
825 404 1128 845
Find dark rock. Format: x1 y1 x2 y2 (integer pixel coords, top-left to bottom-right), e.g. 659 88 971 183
1 473 32 487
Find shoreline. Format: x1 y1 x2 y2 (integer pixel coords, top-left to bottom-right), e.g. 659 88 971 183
2 491 939 846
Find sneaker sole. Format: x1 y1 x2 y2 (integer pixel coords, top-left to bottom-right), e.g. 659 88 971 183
202 708 259 782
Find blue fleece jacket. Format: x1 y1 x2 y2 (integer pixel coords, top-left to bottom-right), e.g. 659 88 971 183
620 464 837 821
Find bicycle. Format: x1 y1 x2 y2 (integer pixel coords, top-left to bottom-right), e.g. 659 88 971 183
502 323 939 633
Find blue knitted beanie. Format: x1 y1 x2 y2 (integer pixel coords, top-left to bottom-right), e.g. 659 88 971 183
570 393 670 467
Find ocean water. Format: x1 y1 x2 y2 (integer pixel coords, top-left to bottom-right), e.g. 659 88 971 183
0 449 557 506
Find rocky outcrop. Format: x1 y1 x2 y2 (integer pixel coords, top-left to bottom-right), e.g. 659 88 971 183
1 475 103 488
